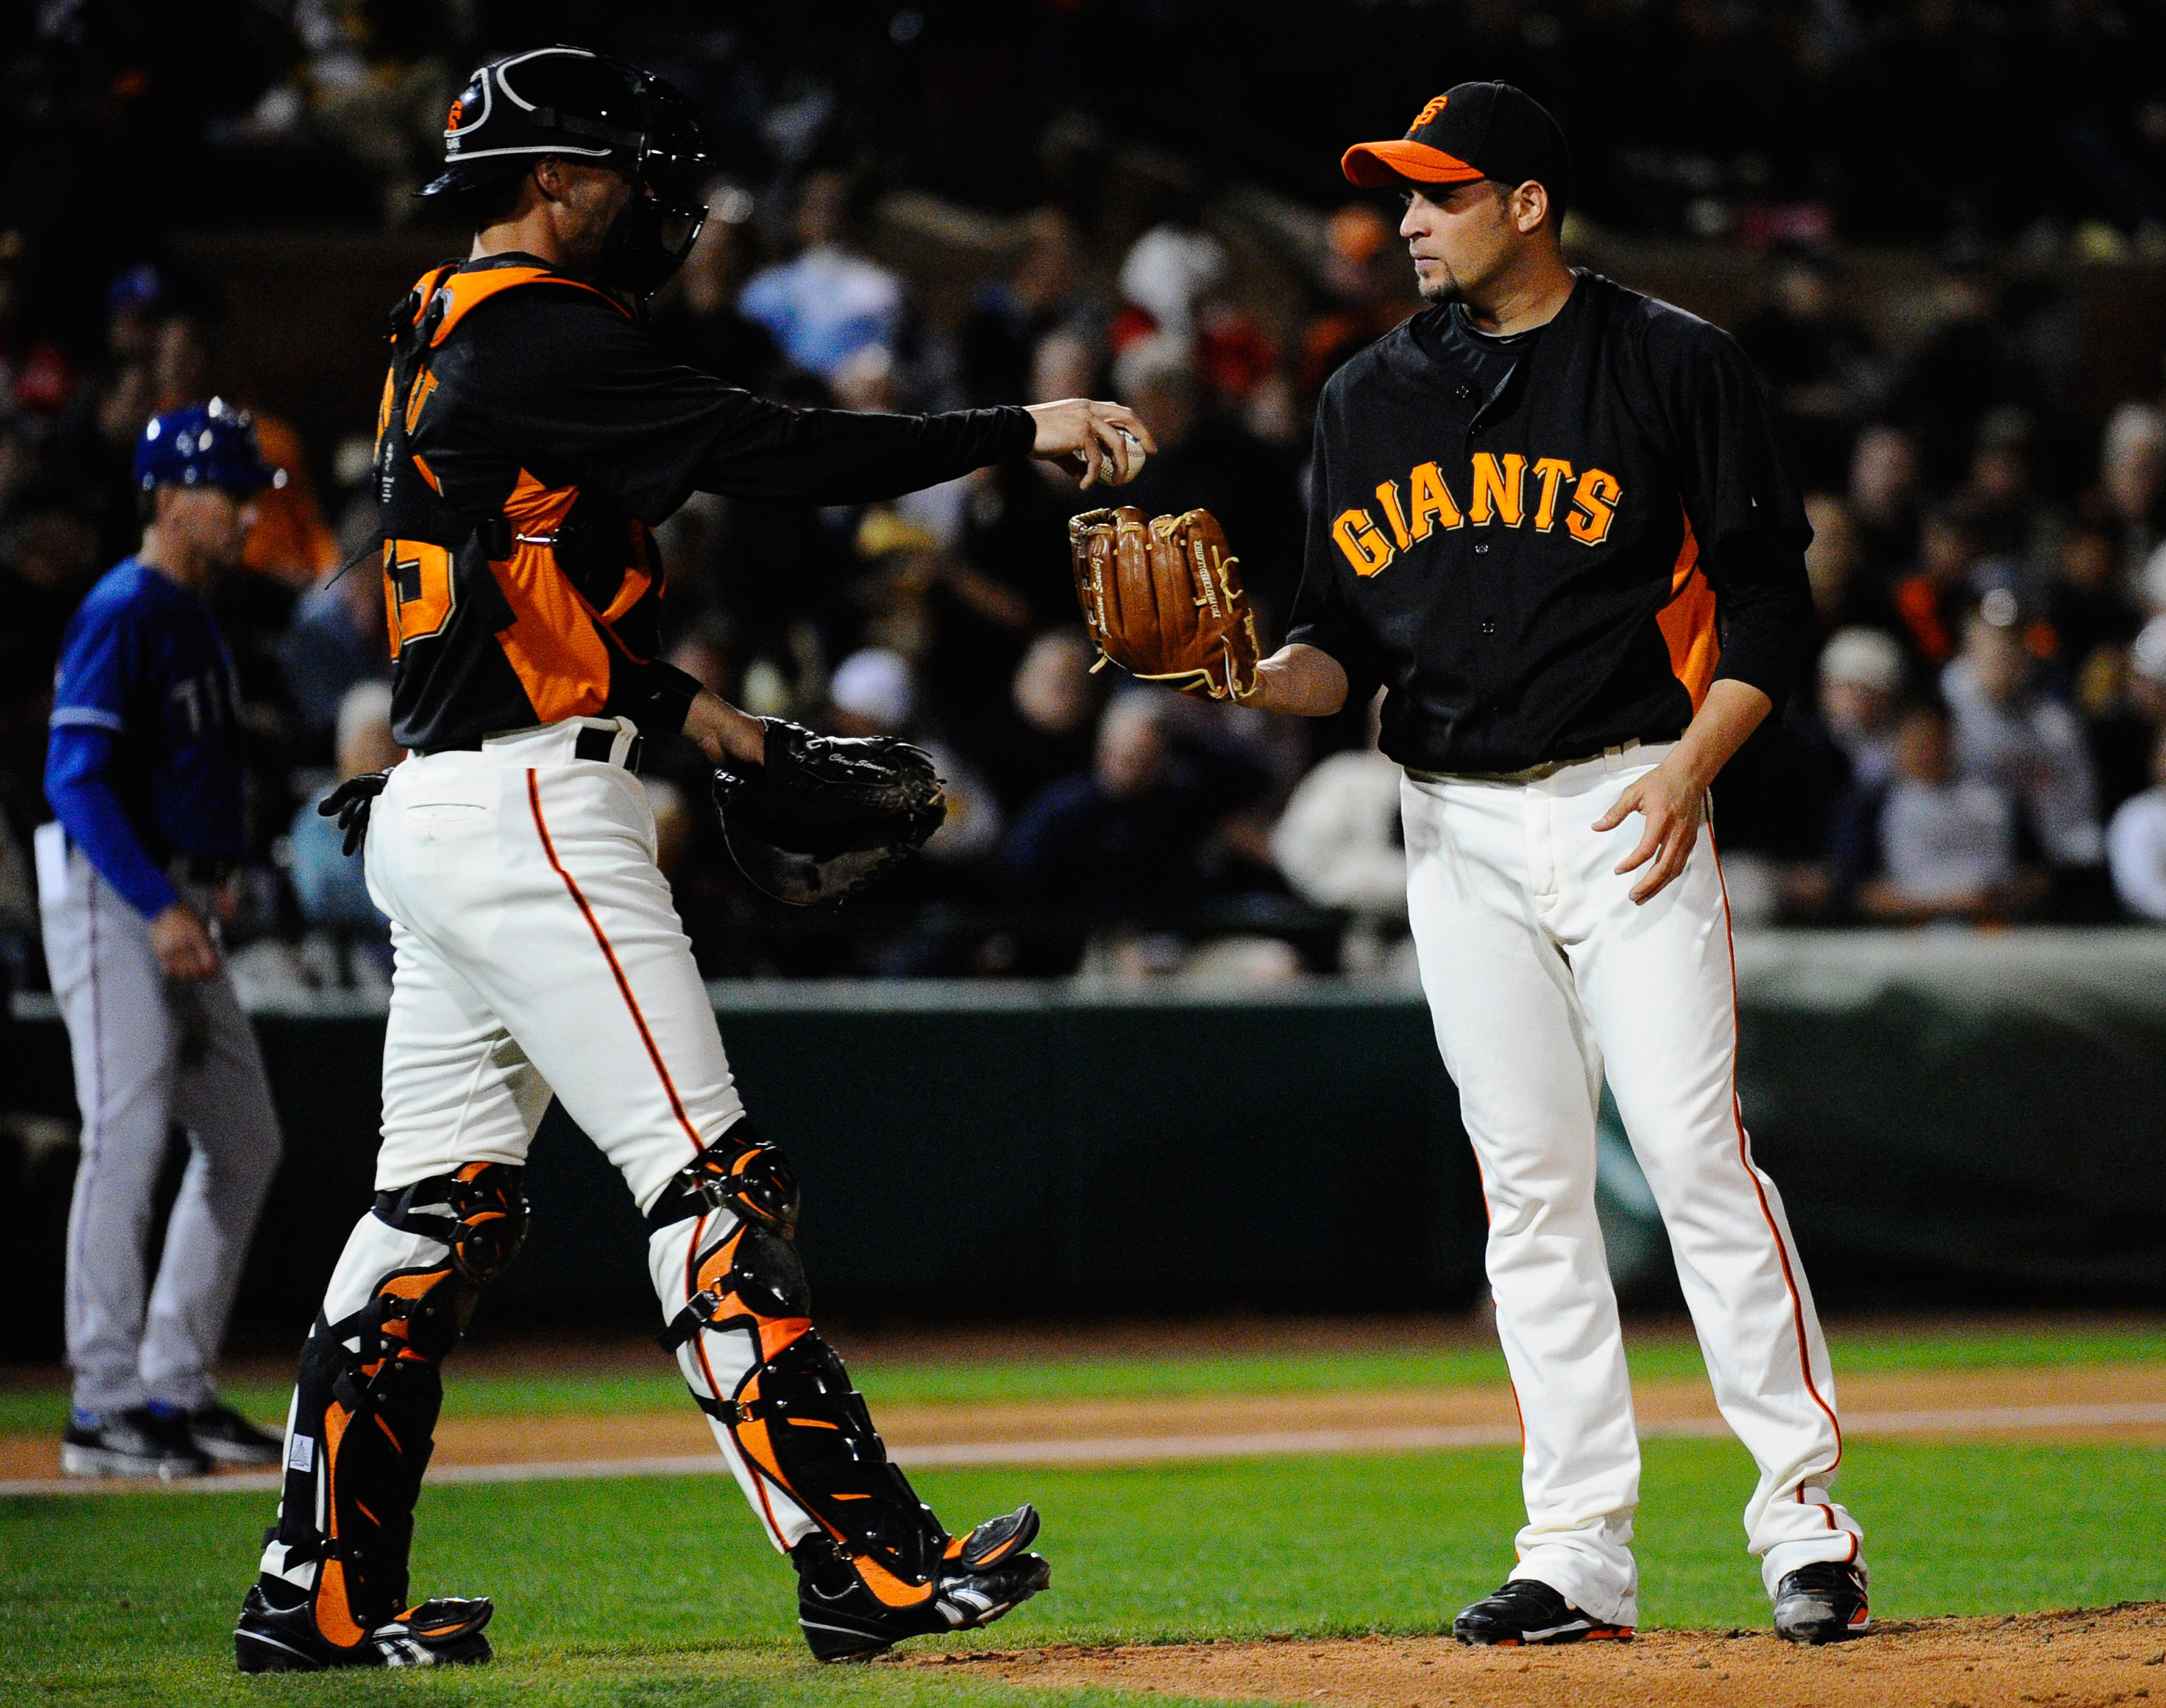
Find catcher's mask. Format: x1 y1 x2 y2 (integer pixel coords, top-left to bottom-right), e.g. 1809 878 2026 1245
421 45 710 298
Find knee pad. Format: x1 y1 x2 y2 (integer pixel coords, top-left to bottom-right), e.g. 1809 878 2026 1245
378 1160 531 1288
645 1116 799 1239
259 1162 526 1647
653 1129 941 1581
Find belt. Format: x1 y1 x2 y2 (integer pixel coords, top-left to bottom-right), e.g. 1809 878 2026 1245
1407 738 1646 787
574 726 644 772
419 723 644 774
53 827 240 885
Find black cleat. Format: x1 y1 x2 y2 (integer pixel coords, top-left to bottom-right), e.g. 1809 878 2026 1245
186 1403 283 1467
234 1582 495 1673
61 1406 211 1480
1773 1561 1870 1644
795 1504 1053 1663
1452 1577 1632 1647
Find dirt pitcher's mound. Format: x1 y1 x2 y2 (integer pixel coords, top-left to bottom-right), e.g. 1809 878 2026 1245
923 1603 2166 1707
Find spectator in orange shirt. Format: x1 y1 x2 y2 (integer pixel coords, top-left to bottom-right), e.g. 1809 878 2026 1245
1891 500 1984 666
152 310 339 588
1299 204 1412 404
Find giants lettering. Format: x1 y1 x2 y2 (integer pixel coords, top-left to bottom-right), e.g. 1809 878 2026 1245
1333 507 1394 576
1330 453 1622 575
1407 461 1462 536
1531 458 1574 531
1468 453 1526 527
1566 469 1622 544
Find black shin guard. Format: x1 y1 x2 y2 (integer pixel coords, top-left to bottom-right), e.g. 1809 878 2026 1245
738 1326 946 1580
261 1164 526 1649
655 1124 947 1581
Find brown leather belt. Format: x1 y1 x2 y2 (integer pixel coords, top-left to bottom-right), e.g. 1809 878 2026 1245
1407 738 1645 786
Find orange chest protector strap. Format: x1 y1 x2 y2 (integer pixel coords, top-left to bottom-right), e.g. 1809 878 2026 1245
374 263 633 561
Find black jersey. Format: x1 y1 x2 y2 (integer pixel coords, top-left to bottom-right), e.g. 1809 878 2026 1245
375 253 1032 753
1286 270 1811 776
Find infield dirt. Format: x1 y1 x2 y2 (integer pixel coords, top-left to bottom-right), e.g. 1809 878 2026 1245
921 1602 2166 1708
4 1361 2165 1481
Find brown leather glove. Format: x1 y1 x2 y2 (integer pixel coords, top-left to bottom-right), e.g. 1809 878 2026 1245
1068 506 1261 702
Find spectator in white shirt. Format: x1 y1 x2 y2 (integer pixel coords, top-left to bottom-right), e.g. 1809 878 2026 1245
1858 699 2039 920
2131 614 2166 725
1272 693 1404 915
1941 600 2103 869
2107 726 2166 920
1819 625 1907 788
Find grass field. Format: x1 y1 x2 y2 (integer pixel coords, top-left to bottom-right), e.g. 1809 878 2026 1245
5 1323 2165 1707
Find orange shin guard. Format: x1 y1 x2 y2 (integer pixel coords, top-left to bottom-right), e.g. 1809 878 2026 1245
653 1125 947 1582
257 1165 526 1644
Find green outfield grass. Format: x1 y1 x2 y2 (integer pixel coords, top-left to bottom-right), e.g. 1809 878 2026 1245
3 1319 2163 1437
4 1434 2164 1707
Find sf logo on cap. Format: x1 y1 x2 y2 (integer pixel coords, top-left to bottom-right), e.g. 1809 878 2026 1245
1409 93 1449 132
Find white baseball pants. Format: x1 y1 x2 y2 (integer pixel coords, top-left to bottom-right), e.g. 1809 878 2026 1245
312 718 813 1549
34 825 282 1415
1401 744 1862 1624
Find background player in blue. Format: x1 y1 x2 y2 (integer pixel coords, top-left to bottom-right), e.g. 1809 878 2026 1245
35 400 287 1478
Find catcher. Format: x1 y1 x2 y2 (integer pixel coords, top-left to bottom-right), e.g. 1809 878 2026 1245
235 46 1149 1673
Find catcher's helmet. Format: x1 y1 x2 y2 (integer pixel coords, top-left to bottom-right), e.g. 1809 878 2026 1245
421 45 710 297
134 399 281 495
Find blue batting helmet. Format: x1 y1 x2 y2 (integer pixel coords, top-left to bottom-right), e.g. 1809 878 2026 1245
134 398 282 496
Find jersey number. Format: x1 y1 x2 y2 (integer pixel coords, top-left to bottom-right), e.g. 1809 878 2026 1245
384 540 455 658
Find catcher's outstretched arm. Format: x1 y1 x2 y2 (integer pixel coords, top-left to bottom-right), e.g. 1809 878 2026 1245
1250 643 1350 718
684 690 770 767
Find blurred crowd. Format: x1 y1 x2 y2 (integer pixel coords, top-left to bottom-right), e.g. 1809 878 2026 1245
1706 243 2166 932
4 4 2166 993
6 180 2166 997
12 1 2166 253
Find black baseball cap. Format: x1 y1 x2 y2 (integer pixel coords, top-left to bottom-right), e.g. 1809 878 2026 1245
1341 82 1571 210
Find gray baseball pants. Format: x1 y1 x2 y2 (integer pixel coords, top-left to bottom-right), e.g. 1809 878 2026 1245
35 824 282 1415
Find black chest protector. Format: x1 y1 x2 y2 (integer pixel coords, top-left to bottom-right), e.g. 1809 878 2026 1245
370 260 689 751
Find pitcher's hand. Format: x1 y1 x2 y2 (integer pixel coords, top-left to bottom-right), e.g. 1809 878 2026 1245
1593 758 1708 906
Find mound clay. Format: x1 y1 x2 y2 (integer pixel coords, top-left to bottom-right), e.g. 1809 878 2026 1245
919 1603 2166 1708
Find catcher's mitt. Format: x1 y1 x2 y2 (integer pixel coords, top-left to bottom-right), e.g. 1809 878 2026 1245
1069 506 1261 701
713 718 945 906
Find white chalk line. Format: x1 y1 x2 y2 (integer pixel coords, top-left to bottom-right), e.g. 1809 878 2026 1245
6 1400 2163 1500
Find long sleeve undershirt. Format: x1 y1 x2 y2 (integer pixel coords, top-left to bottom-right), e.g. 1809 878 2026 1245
430 285 1040 526
45 723 178 918
1703 530 1814 709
